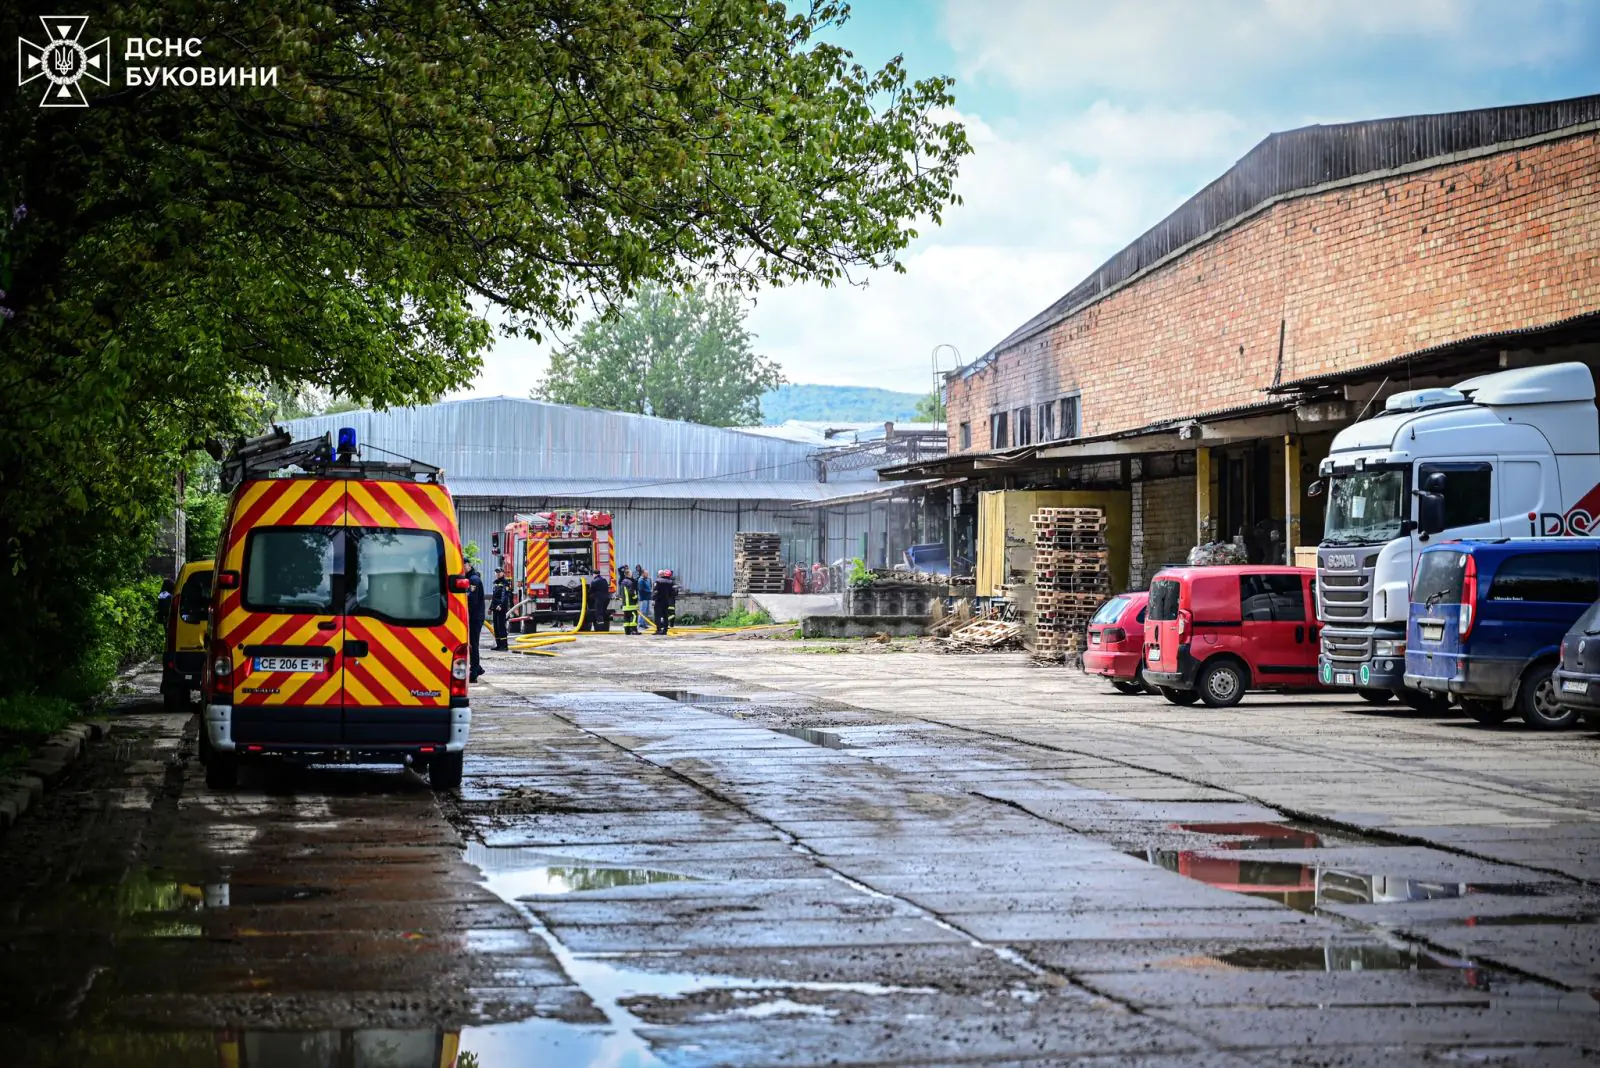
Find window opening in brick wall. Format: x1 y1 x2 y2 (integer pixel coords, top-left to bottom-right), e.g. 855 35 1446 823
959 422 971 450
1037 403 1055 442
1015 406 1032 446
990 412 1008 449
1060 393 1081 439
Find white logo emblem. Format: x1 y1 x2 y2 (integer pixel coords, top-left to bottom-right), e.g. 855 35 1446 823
18 16 109 108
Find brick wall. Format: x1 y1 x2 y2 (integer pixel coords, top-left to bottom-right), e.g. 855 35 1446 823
948 131 1600 450
1128 476 1194 589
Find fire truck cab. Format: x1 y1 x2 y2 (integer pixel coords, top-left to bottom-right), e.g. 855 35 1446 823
494 510 616 629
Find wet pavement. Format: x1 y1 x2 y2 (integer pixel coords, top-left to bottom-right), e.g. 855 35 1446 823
0 643 1597 1066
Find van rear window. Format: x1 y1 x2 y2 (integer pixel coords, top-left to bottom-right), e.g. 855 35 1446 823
1413 551 1466 606
1147 580 1180 621
1090 596 1129 625
244 528 341 613
352 529 446 625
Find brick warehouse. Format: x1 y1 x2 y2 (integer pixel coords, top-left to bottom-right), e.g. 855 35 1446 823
884 95 1600 599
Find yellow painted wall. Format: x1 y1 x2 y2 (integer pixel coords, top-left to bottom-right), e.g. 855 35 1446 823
977 489 1132 597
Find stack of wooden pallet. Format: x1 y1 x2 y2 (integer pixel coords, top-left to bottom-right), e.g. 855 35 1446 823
1031 507 1110 664
733 532 785 593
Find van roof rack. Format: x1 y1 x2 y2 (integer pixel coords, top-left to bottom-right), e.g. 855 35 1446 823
218 426 442 491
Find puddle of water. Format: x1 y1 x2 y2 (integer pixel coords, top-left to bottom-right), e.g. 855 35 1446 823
1460 913 1598 926
1173 821 1323 850
1132 848 1548 914
651 690 748 705
468 844 696 900
773 726 850 749
1212 943 1477 974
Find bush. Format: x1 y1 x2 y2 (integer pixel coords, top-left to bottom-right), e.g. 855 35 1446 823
708 605 774 628
0 693 75 738
66 576 166 702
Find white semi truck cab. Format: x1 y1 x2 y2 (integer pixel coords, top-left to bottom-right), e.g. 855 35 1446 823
1315 362 1600 697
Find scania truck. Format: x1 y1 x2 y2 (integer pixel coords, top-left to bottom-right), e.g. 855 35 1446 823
1314 362 1600 705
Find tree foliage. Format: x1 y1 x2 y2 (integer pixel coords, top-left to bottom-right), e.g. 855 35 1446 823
0 0 968 696
913 390 946 422
537 285 784 426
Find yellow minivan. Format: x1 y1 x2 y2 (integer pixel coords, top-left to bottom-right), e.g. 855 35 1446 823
161 559 214 711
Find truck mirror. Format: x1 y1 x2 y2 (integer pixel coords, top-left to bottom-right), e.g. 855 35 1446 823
1417 493 1447 536
1423 472 1447 494
1306 480 1325 498
491 532 501 551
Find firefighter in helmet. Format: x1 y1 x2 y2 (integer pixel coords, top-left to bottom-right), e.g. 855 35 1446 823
617 565 640 635
491 568 514 651
653 569 677 635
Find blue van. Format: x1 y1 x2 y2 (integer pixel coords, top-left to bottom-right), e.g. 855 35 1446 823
1404 539 1600 730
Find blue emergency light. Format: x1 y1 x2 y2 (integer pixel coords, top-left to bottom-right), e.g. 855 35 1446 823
336 426 358 460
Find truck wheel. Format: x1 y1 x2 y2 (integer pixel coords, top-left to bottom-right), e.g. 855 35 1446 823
205 752 238 790
1460 697 1512 725
1197 659 1248 709
430 751 464 791
1357 689 1394 705
1400 688 1451 715
1159 686 1200 706
1517 664 1577 730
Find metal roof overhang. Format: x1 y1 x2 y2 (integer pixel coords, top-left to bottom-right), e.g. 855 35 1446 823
791 478 962 509
446 478 868 502
878 398 1305 481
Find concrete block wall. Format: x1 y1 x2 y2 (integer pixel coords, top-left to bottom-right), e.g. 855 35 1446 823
948 131 1600 450
1128 476 1195 589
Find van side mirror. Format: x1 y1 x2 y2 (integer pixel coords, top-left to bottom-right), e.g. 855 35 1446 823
1306 480 1324 498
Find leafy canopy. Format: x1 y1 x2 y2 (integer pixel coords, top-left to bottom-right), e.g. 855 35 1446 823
0 0 967 696
537 285 784 427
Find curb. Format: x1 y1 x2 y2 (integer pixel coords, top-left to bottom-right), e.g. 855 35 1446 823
0 720 109 830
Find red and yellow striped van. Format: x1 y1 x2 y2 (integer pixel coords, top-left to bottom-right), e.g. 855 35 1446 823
200 460 471 791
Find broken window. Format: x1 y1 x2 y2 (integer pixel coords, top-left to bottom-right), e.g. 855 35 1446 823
1060 394 1081 439
1037 403 1055 441
990 412 1008 449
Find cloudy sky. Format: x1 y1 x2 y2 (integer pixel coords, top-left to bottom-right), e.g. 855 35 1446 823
460 0 1600 402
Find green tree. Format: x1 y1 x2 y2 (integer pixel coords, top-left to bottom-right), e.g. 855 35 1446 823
537 285 784 426
914 390 946 422
0 1 967 697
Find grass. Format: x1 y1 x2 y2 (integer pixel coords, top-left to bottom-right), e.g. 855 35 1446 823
0 693 78 779
707 605 775 628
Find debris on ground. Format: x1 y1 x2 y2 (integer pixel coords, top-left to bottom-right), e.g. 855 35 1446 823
939 619 1022 652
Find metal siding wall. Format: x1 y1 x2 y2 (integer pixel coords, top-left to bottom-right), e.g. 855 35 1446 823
454 497 824 596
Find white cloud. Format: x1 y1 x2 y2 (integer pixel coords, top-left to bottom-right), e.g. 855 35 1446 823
942 0 1587 94
458 101 1261 398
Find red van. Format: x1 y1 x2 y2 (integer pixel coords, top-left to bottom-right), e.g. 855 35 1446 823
1143 566 1321 708
1084 592 1149 694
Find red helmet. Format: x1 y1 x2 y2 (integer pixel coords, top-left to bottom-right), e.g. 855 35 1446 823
659 569 673 579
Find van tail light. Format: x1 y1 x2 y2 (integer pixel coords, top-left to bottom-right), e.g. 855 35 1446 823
450 643 470 698
1178 609 1191 640
1458 556 1478 639
216 570 240 590
209 640 233 695
1102 627 1126 645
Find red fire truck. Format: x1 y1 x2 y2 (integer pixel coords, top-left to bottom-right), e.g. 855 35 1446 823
493 510 616 629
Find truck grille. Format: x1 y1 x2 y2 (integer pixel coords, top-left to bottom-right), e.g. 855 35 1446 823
1322 632 1372 662
1317 558 1373 623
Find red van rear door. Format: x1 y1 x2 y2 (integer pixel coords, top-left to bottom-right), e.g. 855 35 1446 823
1145 576 1184 673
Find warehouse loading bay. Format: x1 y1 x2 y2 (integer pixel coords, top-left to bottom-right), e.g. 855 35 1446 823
3 632 1598 1067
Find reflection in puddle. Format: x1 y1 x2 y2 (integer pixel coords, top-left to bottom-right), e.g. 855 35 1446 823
467 843 696 899
773 726 850 749
1174 822 1323 850
1132 848 1549 915
651 690 748 705
1212 943 1476 974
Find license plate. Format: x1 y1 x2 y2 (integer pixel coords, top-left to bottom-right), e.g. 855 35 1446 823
1561 679 1588 695
1335 672 1355 686
1419 621 1444 642
1147 646 1159 662
254 656 326 674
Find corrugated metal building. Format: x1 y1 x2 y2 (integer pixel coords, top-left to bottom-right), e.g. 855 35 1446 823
283 398 882 594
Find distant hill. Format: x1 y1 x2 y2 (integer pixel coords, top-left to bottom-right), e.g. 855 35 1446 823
758 384 926 424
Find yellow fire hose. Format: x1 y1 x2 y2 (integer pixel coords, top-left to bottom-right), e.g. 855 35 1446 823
505 580 785 656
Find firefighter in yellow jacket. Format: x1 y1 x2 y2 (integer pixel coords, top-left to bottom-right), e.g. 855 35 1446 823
617 565 640 635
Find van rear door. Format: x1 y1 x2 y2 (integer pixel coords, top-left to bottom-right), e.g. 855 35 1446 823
226 480 349 744
340 482 466 747
1146 576 1183 674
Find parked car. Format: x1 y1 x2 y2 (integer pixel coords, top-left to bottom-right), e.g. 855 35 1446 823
1554 599 1600 728
1084 592 1149 694
1404 538 1600 729
1143 565 1322 708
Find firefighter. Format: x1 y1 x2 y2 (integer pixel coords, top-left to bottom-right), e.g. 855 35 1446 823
491 568 513 651
588 569 613 631
653 569 677 635
617 566 640 635
466 564 486 680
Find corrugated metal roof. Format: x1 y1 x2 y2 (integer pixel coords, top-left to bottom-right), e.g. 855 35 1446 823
958 94 1600 380
283 397 822 482
442 478 874 501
